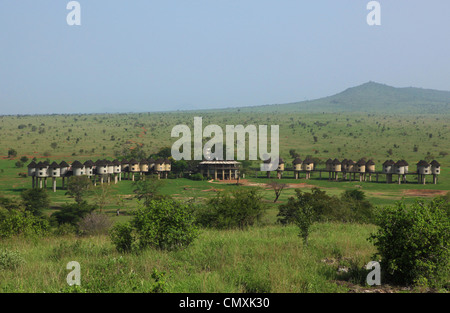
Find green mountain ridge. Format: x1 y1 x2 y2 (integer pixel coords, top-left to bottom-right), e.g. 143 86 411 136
226 81 450 114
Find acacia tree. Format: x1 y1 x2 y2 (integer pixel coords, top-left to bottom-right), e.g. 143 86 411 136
268 181 287 203
66 176 92 204
21 188 50 217
132 177 165 207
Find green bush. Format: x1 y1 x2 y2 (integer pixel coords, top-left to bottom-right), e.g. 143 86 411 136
197 188 267 230
0 249 25 270
277 188 374 225
21 188 50 217
0 210 49 238
110 222 135 253
133 199 199 251
110 199 199 252
189 173 205 181
51 201 97 227
369 198 450 287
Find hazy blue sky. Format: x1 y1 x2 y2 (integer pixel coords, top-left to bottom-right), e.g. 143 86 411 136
0 1 449 114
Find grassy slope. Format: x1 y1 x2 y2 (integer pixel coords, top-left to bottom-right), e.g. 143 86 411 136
0 109 449 293
0 223 376 293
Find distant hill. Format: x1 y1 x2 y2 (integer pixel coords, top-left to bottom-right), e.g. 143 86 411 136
231 82 450 114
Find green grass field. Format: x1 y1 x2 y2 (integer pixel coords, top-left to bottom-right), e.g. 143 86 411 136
0 111 449 293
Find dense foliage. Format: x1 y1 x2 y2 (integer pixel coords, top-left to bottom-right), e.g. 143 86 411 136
196 188 267 230
110 198 199 252
369 198 450 287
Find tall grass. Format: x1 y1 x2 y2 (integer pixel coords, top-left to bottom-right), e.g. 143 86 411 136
0 222 376 293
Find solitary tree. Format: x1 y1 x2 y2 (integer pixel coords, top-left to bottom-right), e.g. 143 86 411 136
268 181 287 203
21 188 50 217
133 177 165 207
66 176 92 204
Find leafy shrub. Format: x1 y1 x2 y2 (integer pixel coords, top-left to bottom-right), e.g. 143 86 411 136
369 198 450 287
21 188 50 217
0 249 25 270
277 188 373 225
53 223 78 236
133 199 199 251
197 188 267 230
51 201 97 227
109 222 135 253
189 173 205 181
111 198 199 252
0 210 49 238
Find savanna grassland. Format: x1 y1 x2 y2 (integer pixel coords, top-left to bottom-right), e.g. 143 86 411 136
0 110 449 293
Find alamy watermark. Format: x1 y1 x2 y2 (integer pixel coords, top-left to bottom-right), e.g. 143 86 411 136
66 2 381 27
171 117 280 171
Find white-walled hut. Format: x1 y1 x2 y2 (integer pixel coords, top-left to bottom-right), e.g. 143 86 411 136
28 161 37 188
49 162 61 177
325 159 333 172
95 159 108 176
382 160 395 183
106 160 114 176
430 160 440 175
154 158 169 179
365 159 375 181
121 159 129 176
164 158 172 172
346 160 355 174
129 159 140 172
417 160 431 175
293 157 303 179
394 160 407 175
148 158 156 172
113 160 122 174
430 160 441 184
139 159 149 173
401 160 409 174
36 162 49 178
332 159 341 172
112 159 122 183
129 159 140 181
416 160 431 185
331 159 341 181
356 159 366 173
49 162 61 192
71 160 85 176
365 160 375 173
341 159 349 180
394 160 408 184
59 161 70 176
84 160 95 177
59 161 70 189
302 158 314 180
35 161 49 189
382 160 395 174
27 161 36 177
94 159 109 184
276 157 285 179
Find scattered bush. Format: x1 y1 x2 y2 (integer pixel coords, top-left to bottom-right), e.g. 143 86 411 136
133 198 199 251
21 188 50 217
0 210 49 238
197 188 267 230
51 201 97 227
0 249 25 270
189 173 205 181
369 198 450 287
110 222 135 253
277 188 374 226
111 198 198 252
